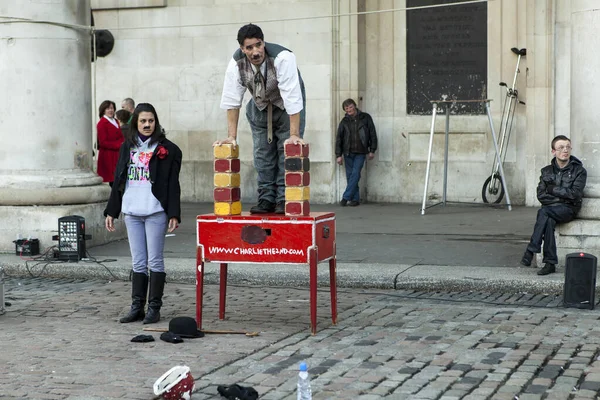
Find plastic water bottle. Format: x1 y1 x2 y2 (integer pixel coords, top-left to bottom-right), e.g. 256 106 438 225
297 361 312 400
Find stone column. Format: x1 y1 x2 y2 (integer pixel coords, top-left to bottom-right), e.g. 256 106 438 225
0 0 115 252
333 0 360 203
524 0 555 207
555 0 600 260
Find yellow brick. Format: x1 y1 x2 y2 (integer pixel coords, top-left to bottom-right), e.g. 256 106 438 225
214 201 242 215
285 186 310 201
213 144 239 159
214 173 241 188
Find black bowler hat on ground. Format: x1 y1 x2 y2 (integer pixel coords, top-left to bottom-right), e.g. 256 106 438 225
168 317 205 338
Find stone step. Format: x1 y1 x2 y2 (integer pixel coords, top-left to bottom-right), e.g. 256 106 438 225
558 235 600 251
558 219 600 235
557 219 600 256
557 214 600 257
583 177 600 198
554 177 600 261
574 198 600 220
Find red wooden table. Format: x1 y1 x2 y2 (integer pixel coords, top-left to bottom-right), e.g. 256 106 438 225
196 212 337 334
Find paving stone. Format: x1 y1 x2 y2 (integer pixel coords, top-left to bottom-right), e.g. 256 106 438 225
583 373 600 381
517 395 544 400
450 364 472 372
579 380 600 391
398 367 420 375
572 389 598 398
545 394 572 400
6 278 600 399
495 385 521 394
525 384 550 394
440 389 469 397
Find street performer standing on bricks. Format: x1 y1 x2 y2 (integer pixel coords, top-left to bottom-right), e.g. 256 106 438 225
520 135 587 275
214 23 306 214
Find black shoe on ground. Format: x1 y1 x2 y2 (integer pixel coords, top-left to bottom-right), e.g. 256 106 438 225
340 199 348 207
250 199 275 214
275 201 285 214
520 250 533 267
537 263 556 276
348 201 360 207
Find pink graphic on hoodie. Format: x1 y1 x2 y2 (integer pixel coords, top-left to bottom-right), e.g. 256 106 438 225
127 150 154 182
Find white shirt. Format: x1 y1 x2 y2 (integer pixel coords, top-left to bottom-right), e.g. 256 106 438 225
220 50 304 115
103 115 119 129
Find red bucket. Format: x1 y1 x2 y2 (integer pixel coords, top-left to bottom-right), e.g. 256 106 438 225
153 365 195 400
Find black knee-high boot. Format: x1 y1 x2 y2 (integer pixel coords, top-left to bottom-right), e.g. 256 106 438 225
143 271 166 324
120 272 148 323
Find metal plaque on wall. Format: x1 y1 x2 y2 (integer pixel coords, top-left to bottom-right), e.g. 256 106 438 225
406 0 488 115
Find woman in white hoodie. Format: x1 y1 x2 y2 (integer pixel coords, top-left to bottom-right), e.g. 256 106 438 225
104 103 182 325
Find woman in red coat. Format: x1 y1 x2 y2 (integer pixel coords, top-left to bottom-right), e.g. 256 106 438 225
97 100 124 185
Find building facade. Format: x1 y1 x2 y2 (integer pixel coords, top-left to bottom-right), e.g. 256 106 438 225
1 0 597 254
90 0 559 206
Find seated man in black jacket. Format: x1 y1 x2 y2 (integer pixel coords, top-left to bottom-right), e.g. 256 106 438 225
335 99 378 206
521 135 587 275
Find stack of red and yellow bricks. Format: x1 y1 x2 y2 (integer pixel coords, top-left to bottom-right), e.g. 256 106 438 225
284 143 310 216
213 144 242 216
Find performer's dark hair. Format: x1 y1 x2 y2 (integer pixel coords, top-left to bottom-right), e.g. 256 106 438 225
237 24 264 45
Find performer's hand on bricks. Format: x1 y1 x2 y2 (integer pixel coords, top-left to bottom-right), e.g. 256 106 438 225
284 135 305 146
213 136 237 148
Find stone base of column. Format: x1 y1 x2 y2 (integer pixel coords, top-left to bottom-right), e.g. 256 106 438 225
0 170 111 206
557 179 600 265
0 202 126 254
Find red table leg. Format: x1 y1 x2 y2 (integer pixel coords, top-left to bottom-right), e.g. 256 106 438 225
219 263 228 320
329 253 337 325
196 261 204 330
309 247 318 335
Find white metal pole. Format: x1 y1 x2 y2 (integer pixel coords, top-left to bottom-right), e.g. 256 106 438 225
421 103 438 215
443 105 450 205
486 101 512 211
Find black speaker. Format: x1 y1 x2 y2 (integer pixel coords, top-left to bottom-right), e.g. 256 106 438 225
58 215 87 262
563 252 597 310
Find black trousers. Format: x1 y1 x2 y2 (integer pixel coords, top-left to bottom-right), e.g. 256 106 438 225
526 204 576 264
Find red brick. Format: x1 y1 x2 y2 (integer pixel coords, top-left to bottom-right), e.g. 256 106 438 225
214 158 240 173
285 201 310 216
285 172 310 187
214 187 240 202
284 143 309 157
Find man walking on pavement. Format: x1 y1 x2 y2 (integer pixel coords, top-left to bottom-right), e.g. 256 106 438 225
335 98 378 206
215 23 306 214
521 135 587 275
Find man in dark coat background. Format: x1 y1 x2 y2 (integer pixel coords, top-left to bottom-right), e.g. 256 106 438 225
335 98 378 207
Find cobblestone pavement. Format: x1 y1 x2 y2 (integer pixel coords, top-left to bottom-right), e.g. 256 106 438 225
2 278 600 399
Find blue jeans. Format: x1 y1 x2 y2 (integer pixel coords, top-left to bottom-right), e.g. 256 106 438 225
342 153 366 202
124 212 168 274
